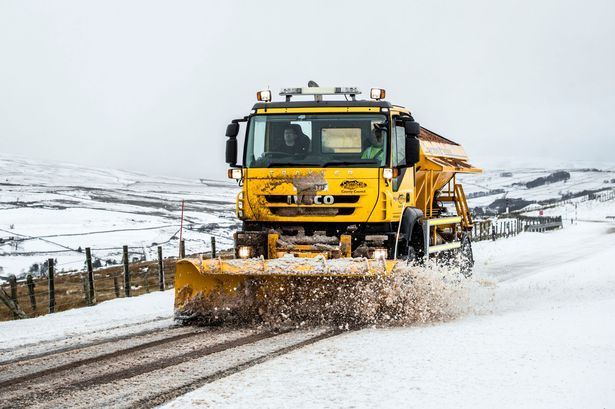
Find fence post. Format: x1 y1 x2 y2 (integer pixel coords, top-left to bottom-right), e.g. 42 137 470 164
113 275 120 298
48 258 56 313
211 237 216 259
26 274 36 311
85 247 96 305
82 275 89 305
9 275 18 319
158 246 165 291
517 219 521 234
179 240 186 259
123 245 131 297
144 269 150 293
0 279 27 319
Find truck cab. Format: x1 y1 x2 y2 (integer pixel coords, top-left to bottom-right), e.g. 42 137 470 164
224 85 480 269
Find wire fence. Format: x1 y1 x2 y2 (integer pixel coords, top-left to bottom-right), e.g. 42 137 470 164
0 233 235 322
0 239 225 322
470 187 615 241
470 214 564 242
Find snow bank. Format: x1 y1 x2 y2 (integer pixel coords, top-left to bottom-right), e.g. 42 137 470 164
0 290 174 357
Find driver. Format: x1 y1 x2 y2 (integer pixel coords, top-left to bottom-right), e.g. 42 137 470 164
279 125 310 154
361 126 385 162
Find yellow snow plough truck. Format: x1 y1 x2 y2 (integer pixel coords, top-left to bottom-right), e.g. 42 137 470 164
175 84 481 324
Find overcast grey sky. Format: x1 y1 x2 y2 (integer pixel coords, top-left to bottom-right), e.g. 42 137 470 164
1 0 614 179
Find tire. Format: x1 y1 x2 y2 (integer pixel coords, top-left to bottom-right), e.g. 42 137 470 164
399 243 416 262
399 223 423 263
459 234 474 277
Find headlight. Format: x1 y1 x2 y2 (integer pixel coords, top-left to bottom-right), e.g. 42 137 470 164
370 88 386 100
238 245 253 259
256 90 272 102
228 168 242 180
372 248 387 260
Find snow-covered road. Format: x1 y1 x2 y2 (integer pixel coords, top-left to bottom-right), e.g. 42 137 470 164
164 204 615 408
1 200 614 408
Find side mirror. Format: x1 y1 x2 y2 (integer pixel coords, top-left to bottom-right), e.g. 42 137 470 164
404 121 420 137
405 137 420 166
226 137 238 166
225 121 240 166
226 122 240 137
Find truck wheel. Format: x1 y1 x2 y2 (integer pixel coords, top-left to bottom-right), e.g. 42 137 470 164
459 234 474 277
399 223 423 263
400 244 416 262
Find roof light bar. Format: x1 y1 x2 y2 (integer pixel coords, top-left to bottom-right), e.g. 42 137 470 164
280 86 361 96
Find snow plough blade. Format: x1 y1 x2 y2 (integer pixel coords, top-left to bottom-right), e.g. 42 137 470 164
174 256 397 324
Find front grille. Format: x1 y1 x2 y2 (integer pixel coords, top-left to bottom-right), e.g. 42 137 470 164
265 195 360 204
269 207 355 217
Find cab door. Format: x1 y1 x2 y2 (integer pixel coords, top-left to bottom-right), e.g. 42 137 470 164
390 115 415 220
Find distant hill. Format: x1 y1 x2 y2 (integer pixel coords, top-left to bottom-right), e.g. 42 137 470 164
0 155 239 277
459 162 615 215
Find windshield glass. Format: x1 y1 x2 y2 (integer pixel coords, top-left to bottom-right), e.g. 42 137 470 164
244 114 388 168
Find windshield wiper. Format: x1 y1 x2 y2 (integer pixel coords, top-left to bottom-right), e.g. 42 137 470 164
322 161 377 167
266 161 378 168
267 163 321 168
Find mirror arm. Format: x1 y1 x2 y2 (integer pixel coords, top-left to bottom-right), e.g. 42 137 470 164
231 116 249 124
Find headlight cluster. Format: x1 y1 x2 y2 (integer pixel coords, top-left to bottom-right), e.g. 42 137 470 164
372 248 387 260
238 245 253 259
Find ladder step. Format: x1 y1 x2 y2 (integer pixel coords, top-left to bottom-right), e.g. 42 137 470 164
438 196 455 202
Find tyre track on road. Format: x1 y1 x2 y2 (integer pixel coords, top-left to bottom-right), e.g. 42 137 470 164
140 328 341 409
0 325 208 387
0 316 175 364
0 326 342 409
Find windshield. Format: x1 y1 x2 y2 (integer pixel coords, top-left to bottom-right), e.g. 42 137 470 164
244 114 388 168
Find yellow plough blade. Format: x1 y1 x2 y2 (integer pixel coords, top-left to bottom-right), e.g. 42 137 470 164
174 256 397 324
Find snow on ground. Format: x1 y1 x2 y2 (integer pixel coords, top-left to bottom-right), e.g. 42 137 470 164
458 157 615 209
0 154 239 277
0 290 174 362
163 200 615 409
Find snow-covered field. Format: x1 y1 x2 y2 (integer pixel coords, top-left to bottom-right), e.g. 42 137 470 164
0 154 240 277
1 195 614 408
458 158 615 211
